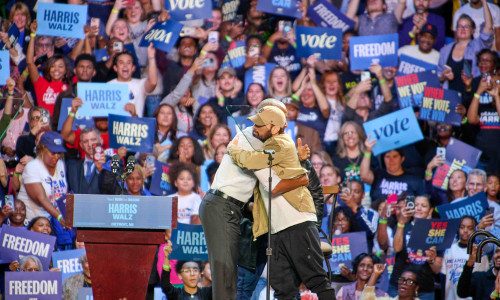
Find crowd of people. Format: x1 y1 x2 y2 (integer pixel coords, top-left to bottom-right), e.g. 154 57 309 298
0 0 499 299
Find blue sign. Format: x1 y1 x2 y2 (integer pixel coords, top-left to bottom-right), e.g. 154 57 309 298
436 192 489 223
108 114 156 153
307 0 354 32
362 107 424 156
72 194 173 229
78 287 93 299
295 26 342 60
165 0 212 21
0 224 56 270
150 161 175 196
93 48 109 63
243 63 276 94
36 3 88 39
0 51 9 85
407 218 460 251
57 98 95 131
77 82 130 117
256 0 301 18
52 249 86 282
170 223 208 261
398 54 438 75
324 232 367 273
220 41 246 69
349 34 399 71
420 87 462 126
5 271 62 299
395 70 440 108
139 21 184 53
0 25 20 51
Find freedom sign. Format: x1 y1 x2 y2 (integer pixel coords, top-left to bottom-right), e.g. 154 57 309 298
419 87 462 126
398 54 438 75
362 107 424 156
0 51 9 85
436 192 489 223
256 0 302 18
0 225 56 270
108 114 156 153
170 223 208 261
77 82 130 117
57 98 95 131
165 0 212 21
350 34 398 70
52 249 86 282
139 21 184 53
36 3 88 39
150 160 175 196
395 70 440 108
407 219 460 251
307 0 354 32
5 271 62 299
295 26 342 60
324 232 367 273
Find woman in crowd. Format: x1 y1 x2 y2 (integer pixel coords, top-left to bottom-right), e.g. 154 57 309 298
462 49 500 108
153 104 178 163
425 153 468 205
100 164 151 196
168 136 205 173
267 67 292 101
333 122 371 181
487 173 500 202
28 216 52 235
0 200 28 227
190 104 220 144
361 265 420 300
8 2 31 52
202 124 231 160
168 163 202 225
320 71 345 155
337 253 388 299
191 52 219 103
234 83 266 117
311 150 334 175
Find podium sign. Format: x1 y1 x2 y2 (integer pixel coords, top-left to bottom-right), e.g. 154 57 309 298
71 195 172 229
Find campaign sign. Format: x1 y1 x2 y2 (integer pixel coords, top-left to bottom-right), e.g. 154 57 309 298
150 160 175 196
77 287 93 299
154 287 167 300
57 98 95 131
397 54 438 76
0 25 20 51
139 21 184 53
0 225 56 270
256 0 302 18
220 41 246 69
36 3 88 39
375 254 396 292
432 137 482 190
77 82 130 117
0 51 9 85
307 0 354 32
5 271 62 299
407 218 460 251
165 0 212 21
436 192 489 223
93 48 109 63
108 114 156 153
221 0 238 21
295 26 342 60
394 70 440 108
324 232 367 273
52 249 85 282
362 107 424 156
420 87 462 125
244 63 277 94
170 223 208 261
350 34 399 70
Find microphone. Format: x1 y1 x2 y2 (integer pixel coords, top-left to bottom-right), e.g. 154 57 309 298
111 155 120 174
263 149 276 154
125 155 135 175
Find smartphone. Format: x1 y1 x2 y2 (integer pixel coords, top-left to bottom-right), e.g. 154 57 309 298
248 46 260 57
180 27 196 37
313 53 321 59
5 195 14 211
92 143 103 161
463 60 472 78
444 65 452 71
208 31 219 44
234 14 244 26
279 20 292 33
90 17 100 28
34 54 48 66
113 41 123 52
387 194 398 215
361 71 371 82
40 110 49 124
149 12 160 23
202 58 215 68
436 147 446 158
145 155 156 169
486 206 495 216
405 195 415 210
205 21 214 29
340 181 351 194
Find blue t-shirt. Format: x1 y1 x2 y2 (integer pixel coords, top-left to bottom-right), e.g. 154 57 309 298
297 105 328 141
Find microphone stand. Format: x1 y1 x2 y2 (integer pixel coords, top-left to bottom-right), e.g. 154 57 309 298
264 149 275 300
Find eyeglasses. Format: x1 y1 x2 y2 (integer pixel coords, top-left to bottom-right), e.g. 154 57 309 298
457 25 472 30
334 218 349 223
35 43 53 49
398 277 416 286
343 131 356 136
312 162 325 167
467 183 483 188
30 116 41 121
181 268 200 274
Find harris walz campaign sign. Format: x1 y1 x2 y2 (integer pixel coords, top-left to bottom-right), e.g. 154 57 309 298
408 219 460 251
5 271 62 299
307 0 354 31
76 82 130 117
108 114 156 153
36 2 88 39
394 70 440 108
324 232 367 273
436 192 489 223
349 34 398 70
165 0 212 21
139 20 184 53
295 26 342 60
170 223 208 261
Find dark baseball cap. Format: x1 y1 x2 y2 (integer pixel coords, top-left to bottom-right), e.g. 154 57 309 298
419 24 437 38
39 131 66 153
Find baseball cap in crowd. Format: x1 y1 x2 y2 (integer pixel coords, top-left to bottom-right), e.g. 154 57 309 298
419 24 437 37
281 96 299 109
217 66 236 78
248 106 286 128
39 131 67 153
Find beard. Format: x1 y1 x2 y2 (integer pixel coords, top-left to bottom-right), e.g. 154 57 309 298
253 129 272 142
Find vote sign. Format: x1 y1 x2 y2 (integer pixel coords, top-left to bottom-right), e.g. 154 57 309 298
139 21 184 53
36 3 88 39
295 26 342 60
362 107 424 156
419 87 462 126
394 70 440 108
165 0 212 21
